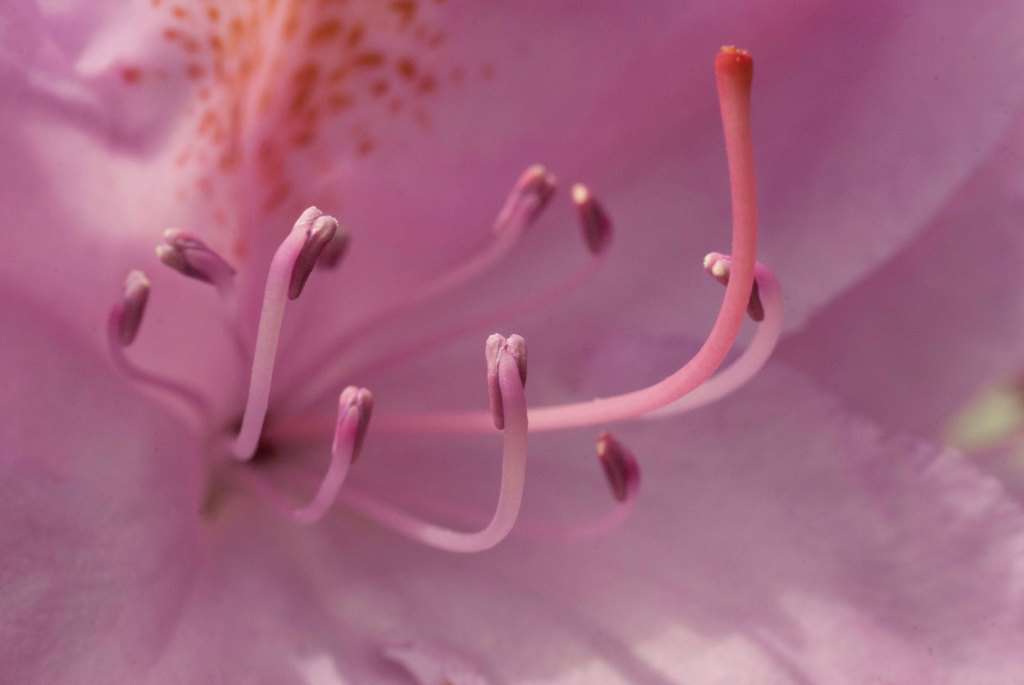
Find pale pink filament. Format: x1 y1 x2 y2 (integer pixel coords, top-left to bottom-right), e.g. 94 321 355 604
320 250 605 404
645 261 782 418
279 169 552 411
106 306 210 426
233 209 320 461
240 391 362 524
337 351 528 552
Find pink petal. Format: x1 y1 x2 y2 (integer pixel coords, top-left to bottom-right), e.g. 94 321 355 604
130 359 1024 683
0 286 202 684
777 113 1024 438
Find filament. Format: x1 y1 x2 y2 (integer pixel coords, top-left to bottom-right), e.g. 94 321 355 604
337 351 528 552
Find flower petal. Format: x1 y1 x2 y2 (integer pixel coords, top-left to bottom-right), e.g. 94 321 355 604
777 113 1024 439
0 284 201 685
135 359 1024 683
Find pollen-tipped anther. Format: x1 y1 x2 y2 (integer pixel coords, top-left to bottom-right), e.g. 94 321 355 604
703 252 764 321
493 165 557 235
572 184 612 254
289 214 339 299
157 229 237 286
596 431 640 502
338 385 373 462
316 226 351 270
486 333 528 430
116 270 150 346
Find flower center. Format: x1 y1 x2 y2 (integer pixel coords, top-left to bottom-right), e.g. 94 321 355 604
105 46 781 552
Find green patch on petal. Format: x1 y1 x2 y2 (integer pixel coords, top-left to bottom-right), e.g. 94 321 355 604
947 384 1024 452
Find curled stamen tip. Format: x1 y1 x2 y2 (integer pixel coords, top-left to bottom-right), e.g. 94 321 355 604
117 270 151 346
289 215 338 299
493 165 557 235
158 229 236 284
702 252 764 322
572 183 613 254
338 386 373 462
596 431 640 502
485 333 528 430
316 226 350 270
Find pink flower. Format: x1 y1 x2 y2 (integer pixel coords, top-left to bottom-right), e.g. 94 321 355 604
3 1 1024 683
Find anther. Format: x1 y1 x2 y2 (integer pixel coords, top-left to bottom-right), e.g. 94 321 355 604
116 270 150 346
338 385 373 462
704 252 764 321
493 165 557 235
596 431 640 502
487 334 527 430
289 214 338 299
156 229 237 286
572 184 612 254
316 225 351 270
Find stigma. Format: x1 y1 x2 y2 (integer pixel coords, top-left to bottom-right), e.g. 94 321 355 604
104 47 782 553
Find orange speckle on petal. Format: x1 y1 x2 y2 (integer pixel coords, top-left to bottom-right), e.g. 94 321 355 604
370 79 389 97
264 183 292 213
186 63 206 80
122 66 142 84
327 92 354 111
171 5 189 19
389 0 416 28
352 51 384 68
417 73 436 94
309 19 343 45
346 23 364 47
396 57 416 80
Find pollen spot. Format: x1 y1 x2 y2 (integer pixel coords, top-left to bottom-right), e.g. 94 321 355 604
346 23 364 47
417 74 436 94
309 19 343 44
396 57 416 80
353 51 385 68
327 92 355 111
282 13 301 40
389 0 416 28
265 183 292 213
122 66 143 84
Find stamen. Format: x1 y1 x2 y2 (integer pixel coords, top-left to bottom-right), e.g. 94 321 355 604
486 333 527 430
493 164 558 236
233 207 332 461
336 336 529 553
365 47 760 435
157 229 249 361
596 431 640 502
241 386 372 525
107 271 210 421
117 270 150 346
645 259 783 418
157 229 237 288
315 226 351 270
332 431 639 544
511 431 639 542
704 251 764 321
283 187 611 416
277 165 556 410
289 215 338 299
572 184 612 254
